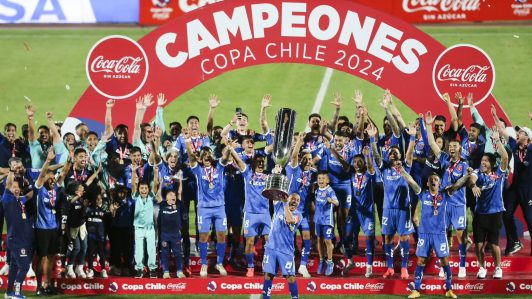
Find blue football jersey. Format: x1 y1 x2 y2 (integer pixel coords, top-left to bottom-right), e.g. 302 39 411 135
439 152 469 206
474 166 507 214
286 164 317 216
418 190 447 234
314 186 338 226
265 201 302 255
190 161 226 208
351 171 376 213
242 166 269 214
380 161 413 210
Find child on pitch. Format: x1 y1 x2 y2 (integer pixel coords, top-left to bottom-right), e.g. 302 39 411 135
158 182 185 278
132 163 162 278
403 170 471 299
314 170 339 276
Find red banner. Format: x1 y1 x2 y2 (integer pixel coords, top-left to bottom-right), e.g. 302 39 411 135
353 0 532 23
140 0 532 26
70 0 511 135
2 277 532 295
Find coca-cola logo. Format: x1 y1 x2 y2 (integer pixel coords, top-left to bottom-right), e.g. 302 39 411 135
402 0 480 13
86 35 149 99
432 44 495 107
465 283 485 291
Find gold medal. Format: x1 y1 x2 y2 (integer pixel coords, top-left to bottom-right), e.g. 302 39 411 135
52 208 56 214
22 213 26 220
356 190 361 196
209 182 214 189
433 210 438 216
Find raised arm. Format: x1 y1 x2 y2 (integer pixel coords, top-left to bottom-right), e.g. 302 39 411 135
399 165 421 194
444 93 458 132
132 94 153 144
36 150 55 188
365 123 379 172
380 91 400 137
26 105 36 142
182 128 197 167
492 128 509 171
207 94 219 136
290 132 306 168
85 162 101 186
46 112 61 146
355 106 367 140
228 141 246 171
405 122 416 166
105 99 115 136
258 94 271 134
56 156 72 186
320 120 333 141
362 146 375 175
491 104 510 140
155 93 167 134
131 164 139 194
152 163 160 195
424 111 442 158
284 201 298 225
456 92 465 128
328 92 342 132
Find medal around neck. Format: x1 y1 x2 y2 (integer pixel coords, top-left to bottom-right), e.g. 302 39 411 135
262 108 296 203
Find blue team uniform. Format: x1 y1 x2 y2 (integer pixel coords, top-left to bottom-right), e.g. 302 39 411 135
158 201 183 273
2 189 34 295
380 162 415 236
473 167 507 214
314 186 338 239
263 201 302 276
347 171 376 236
439 152 469 230
303 135 325 157
174 135 210 163
416 190 449 258
190 161 227 233
286 164 316 231
459 128 485 169
242 166 271 237
318 147 352 209
35 183 59 230
105 135 132 164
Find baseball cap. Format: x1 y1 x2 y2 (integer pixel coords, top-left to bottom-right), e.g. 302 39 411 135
515 126 532 140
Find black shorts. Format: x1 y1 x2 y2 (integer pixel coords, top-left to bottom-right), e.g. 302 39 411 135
473 212 502 245
35 228 60 257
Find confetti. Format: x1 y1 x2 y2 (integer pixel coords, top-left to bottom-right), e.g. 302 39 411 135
23 42 31 51
6 106 8 111
24 66 27 71
513 35 520 38
24 95 32 102
487 4 491 7
65 84 71 90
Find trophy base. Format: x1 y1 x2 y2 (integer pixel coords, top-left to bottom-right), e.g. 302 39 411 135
262 189 289 202
262 173 290 202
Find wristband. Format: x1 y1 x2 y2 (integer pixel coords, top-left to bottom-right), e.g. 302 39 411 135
409 135 416 142
369 137 375 143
